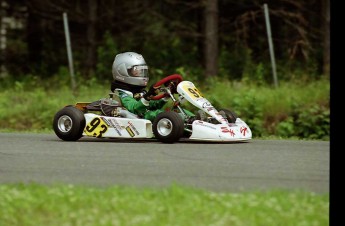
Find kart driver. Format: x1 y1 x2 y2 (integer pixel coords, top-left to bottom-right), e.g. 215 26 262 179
110 51 168 122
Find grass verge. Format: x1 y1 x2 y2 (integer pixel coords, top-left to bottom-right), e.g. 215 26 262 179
0 183 329 226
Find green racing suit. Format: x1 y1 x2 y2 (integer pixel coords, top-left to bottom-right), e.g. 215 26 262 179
116 89 167 122
115 88 196 122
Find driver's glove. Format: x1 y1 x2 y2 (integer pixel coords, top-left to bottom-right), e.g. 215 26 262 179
162 93 170 102
143 85 158 101
134 90 146 100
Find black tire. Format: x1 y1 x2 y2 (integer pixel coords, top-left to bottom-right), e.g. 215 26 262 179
152 111 184 143
219 108 238 123
53 106 86 141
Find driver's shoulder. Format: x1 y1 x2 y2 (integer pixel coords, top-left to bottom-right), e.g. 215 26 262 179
115 89 134 98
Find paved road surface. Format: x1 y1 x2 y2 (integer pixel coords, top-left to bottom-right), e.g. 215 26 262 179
0 133 329 193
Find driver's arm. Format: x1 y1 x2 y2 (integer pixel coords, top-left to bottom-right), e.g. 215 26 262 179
149 99 167 110
142 84 169 109
118 91 148 116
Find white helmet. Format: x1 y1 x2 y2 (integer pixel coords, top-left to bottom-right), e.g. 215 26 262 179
112 52 149 87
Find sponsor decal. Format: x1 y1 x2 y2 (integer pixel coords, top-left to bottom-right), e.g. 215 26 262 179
101 117 111 128
101 117 122 136
126 126 135 137
240 126 248 136
84 117 109 138
221 126 235 137
127 121 140 135
202 102 212 108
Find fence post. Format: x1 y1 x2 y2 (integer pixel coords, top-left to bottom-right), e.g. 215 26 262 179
63 12 77 94
263 3 278 88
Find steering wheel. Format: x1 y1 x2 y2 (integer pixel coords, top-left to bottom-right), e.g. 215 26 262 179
150 74 183 100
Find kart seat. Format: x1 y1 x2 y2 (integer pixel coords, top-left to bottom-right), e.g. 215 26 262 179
84 93 139 119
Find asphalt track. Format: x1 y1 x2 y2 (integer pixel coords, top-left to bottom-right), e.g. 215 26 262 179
0 133 329 193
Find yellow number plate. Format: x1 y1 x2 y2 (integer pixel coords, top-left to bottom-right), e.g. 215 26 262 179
84 117 108 138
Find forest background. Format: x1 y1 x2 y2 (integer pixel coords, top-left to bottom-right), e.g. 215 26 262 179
0 0 330 140
0 3 331 225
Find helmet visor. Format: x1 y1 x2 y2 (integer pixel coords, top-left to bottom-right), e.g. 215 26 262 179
128 65 148 77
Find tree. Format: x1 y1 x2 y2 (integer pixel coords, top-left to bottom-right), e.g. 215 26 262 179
85 0 98 77
204 0 218 77
322 0 330 76
1 0 329 81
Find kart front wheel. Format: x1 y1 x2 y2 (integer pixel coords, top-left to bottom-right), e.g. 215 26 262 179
219 108 238 123
153 111 184 143
53 106 86 141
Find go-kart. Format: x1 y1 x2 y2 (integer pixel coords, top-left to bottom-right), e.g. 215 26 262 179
53 74 252 143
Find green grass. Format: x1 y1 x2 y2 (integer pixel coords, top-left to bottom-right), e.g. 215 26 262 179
0 77 330 225
0 184 329 226
0 76 330 139
204 77 329 117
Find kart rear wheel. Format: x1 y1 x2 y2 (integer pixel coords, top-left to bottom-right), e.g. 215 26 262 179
219 108 238 123
153 111 184 143
53 106 86 141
